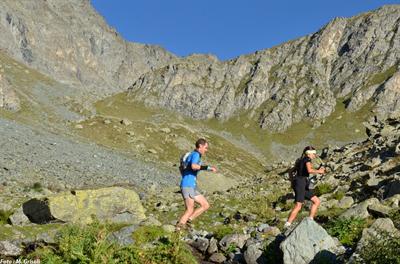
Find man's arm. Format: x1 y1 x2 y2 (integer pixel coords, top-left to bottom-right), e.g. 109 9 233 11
190 153 217 172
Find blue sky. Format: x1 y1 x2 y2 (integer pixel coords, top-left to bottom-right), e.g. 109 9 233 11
91 1 399 60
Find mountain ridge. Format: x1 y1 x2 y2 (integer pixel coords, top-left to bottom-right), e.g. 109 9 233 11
127 5 400 132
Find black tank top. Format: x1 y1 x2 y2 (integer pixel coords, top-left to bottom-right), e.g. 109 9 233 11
297 157 311 177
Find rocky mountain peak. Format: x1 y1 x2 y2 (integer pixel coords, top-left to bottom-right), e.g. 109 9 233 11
0 0 176 101
127 4 400 132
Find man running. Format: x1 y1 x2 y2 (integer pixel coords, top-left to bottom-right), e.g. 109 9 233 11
176 138 217 231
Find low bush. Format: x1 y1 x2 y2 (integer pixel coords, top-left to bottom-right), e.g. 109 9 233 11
314 183 334 197
0 209 12 224
325 217 366 248
211 225 234 241
32 182 43 192
389 209 400 229
28 221 197 264
356 231 400 264
332 190 345 201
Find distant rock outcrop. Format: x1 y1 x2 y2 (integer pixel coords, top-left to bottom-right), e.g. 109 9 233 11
128 5 400 132
0 0 176 100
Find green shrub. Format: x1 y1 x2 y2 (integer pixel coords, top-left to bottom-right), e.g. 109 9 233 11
357 231 400 264
225 243 237 254
325 217 366 248
314 183 334 196
32 182 43 192
389 209 400 230
332 190 345 201
0 210 12 225
141 233 197 264
132 225 165 245
211 225 234 241
28 222 196 264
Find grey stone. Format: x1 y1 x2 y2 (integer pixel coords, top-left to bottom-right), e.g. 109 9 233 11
385 194 400 208
257 223 269 232
0 240 23 257
36 230 58 244
207 237 218 254
395 143 400 155
321 199 339 210
244 242 267 264
9 207 30 226
366 174 381 187
190 237 209 253
162 224 175 233
110 212 137 224
160 127 171 134
340 198 379 219
337 196 354 209
148 149 157 154
209 252 226 263
0 202 12 212
219 233 250 251
120 118 132 126
367 203 392 218
108 225 138 246
355 218 400 252
141 215 162 227
365 157 382 168
280 218 341 264
0 74 20 111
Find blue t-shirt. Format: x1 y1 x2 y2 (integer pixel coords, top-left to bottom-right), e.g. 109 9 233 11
180 151 202 188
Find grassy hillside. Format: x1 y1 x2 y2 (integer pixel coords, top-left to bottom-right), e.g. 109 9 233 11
74 91 371 177
0 49 372 183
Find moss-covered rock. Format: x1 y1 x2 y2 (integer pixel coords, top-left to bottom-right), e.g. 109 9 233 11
23 187 146 225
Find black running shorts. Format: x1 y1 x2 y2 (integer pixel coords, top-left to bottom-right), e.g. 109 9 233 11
294 176 314 203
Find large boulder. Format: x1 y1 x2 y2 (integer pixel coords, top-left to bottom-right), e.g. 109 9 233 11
280 218 343 264
350 218 400 263
356 218 400 250
21 187 146 224
340 198 379 219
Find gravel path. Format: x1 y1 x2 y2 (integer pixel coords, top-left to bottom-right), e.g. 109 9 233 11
0 118 178 191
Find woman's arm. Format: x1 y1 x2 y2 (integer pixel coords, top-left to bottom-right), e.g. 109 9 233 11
306 162 325 174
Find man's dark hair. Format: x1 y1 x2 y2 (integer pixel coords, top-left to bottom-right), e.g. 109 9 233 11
195 138 208 148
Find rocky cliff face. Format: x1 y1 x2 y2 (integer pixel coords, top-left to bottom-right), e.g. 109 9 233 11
0 0 176 100
128 5 400 132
